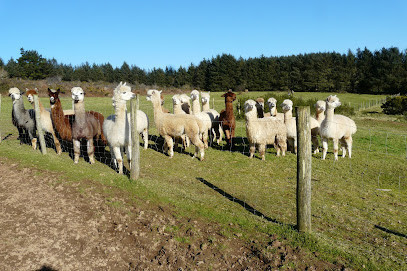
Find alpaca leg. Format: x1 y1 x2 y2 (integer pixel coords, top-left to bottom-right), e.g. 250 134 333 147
312 134 319 154
224 129 231 145
249 143 256 159
73 139 81 164
322 138 328 160
31 138 37 150
142 129 148 149
259 144 266 161
202 130 209 149
110 145 117 169
126 143 132 169
164 135 174 158
345 136 353 158
274 143 281 156
87 138 95 164
52 132 62 155
113 146 123 174
333 138 339 161
339 138 347 158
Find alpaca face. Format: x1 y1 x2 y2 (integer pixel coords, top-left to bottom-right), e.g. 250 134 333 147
267 98 277 108
146 89 161 102
314 100 326 113
179 94 190 104
222 91 236 102
281 99 293 112
71 87 85 103
190 90 200 101
244 99 256 113
26 88 39 103
172 95 181 105
48 88 60 106
326 95 341 109
201 92 210 105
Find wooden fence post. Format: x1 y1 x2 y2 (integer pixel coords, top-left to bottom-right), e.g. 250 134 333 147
33 95 47 154
130 94 140 180
296 106 312 233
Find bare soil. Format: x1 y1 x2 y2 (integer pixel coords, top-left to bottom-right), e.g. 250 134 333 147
0 157 345 270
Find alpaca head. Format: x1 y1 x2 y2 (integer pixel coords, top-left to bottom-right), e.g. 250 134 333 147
325 95 341 109
172 94 181 105
71 87 85 103
255 97 264 109
281 99 293 113
314 100 326 113
190 90 200 101
201 91 210 105
48 88 61 106
112 82 135 104
8 87 23 102
179 94 190 104
221 90 236 103
267 97 277 108
146 89 161 102
25 88 39 103
244 99 256 114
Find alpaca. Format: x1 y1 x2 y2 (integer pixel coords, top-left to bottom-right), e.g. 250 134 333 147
320 95 357 160
8 87 37 148
190 90 212 148
200 91 222 144
179 94 191 114
267 98 284 120
71 87 106 164
281 99 297 153
312 100 326 154
219 90 236 147
146 89 205 160
172 94 190 149
281 99 320 154
25 88 62 154
103 82 149 174
48 88 74 142
244 100 287 160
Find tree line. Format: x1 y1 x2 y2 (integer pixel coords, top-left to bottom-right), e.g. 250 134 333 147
1 47 406 94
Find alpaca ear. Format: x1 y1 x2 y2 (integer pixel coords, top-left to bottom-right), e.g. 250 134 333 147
158 90 162 94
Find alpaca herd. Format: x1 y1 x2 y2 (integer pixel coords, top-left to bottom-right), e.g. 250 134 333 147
8 83 357 174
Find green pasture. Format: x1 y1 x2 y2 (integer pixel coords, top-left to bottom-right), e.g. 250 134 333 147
0 92 406 270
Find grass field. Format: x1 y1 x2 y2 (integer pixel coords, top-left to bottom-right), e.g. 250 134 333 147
0 91 406 270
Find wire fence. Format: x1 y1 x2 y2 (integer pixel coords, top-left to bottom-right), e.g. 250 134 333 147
0 91 406 268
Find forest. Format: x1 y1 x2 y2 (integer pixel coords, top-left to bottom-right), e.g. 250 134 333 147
1 47 406 94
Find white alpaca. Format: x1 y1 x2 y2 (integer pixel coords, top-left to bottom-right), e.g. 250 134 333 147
172 94 190 149
267 98 284 120
244 100 287 160
312 100 326 154
190 90 212 148
26 88 62 155
200 91 222 144
281 99 319 154
320 95 357 160
146 89 205 160
103 82 149 174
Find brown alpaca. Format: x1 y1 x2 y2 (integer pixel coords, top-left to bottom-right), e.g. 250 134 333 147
48 88 74 141
218 90 236 146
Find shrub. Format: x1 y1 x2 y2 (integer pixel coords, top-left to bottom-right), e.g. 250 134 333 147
381 96 407 115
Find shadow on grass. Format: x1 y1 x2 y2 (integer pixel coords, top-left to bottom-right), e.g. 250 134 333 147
148 134 199 159
375 225 407 239
196 177 295 229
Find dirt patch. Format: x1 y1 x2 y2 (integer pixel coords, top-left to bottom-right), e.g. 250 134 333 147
0 158 345 270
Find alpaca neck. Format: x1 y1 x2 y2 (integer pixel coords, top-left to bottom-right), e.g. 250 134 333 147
13 98 26 118
202 102 210 111
225 101 234 117
191 99 201 114
114 101 127 129
316 111 325 122
284 110 292 123
270 106 277 117
245 110 257 121
152 98 164 127
325 108 335 121
74 101 86 124
173 104 183 114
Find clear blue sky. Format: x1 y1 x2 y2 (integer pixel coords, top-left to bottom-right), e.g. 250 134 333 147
1 0 406 71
